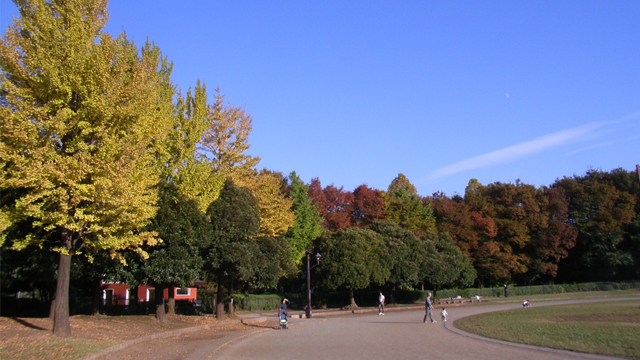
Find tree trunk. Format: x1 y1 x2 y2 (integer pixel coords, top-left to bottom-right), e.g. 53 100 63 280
91 278 102 316
53 252 72 337
349 288 358 310
154 284 167 322
130 285 139 314
216 271 225 321
433 285 438 303
167 285 176 315
228 278 234 316
49 294 56 321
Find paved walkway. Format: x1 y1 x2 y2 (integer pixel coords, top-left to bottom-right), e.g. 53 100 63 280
84 298 632 360
214 298 629 360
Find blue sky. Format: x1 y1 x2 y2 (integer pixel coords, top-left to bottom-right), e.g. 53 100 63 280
2 1 639 196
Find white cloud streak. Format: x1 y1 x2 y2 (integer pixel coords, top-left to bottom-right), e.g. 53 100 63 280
431 122 606 179
565 141 617 156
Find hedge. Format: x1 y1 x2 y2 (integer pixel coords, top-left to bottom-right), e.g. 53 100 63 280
433 281 640 300
197 290 283 313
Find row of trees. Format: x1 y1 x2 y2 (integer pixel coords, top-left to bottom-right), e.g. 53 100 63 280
306 169 640 287
436 168 640 285
1 0 638 338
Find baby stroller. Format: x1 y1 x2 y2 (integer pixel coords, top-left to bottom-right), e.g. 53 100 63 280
278 298 289 329
279 313 289 329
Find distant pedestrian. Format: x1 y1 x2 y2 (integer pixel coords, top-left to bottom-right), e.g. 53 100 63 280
378 292 385 315
523 300 530 308
423 292 436 323
504 284 509 298
278 298 289 318
441 308 448 322
278 298 289 329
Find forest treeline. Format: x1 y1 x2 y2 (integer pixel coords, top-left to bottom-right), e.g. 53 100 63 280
1 0 639 337
307 169 640 289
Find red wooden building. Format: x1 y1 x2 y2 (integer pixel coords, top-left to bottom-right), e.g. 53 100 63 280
101 282 198 305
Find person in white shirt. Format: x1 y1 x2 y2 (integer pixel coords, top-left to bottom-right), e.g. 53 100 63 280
441 308 448 322
378 292 385 315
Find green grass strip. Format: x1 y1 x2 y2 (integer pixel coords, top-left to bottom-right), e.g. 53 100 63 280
456 300 640 358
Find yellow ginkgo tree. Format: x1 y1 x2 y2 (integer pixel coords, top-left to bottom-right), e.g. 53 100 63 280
0 0 171 337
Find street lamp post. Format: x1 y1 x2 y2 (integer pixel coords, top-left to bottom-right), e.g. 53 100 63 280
305 251 321 318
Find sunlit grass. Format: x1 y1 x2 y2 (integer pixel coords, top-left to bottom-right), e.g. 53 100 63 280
456 300 640 358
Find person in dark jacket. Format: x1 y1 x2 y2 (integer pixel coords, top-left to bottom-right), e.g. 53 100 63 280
278 298 289 318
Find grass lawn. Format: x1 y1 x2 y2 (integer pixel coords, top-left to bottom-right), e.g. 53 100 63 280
456 299 640 358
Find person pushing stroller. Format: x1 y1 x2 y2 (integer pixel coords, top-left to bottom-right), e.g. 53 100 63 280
278 298 289 329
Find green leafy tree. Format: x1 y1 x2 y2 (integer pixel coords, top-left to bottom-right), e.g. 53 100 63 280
0 0 169 337
366 221 427 296
423 232 476 297
284 172 323 265
205 179 260 320
317 228 390 309
249 236 296 289
385 174 436 235
553 168 638 282
139 186 211 322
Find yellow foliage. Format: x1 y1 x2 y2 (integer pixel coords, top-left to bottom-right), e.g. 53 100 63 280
234 170 296 238
0 0 169 254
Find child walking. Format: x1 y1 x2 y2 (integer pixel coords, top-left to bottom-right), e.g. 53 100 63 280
441 308 448 322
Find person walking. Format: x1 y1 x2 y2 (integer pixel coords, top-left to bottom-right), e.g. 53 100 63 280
278 298 289 319
441 308 448 322
423 292 436 323
378 292 385 315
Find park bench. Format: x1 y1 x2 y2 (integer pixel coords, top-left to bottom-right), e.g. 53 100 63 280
437 296 483 305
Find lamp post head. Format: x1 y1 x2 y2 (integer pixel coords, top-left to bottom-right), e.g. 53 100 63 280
315 253 321 264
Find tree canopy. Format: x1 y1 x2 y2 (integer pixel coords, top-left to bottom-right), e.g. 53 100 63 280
283 171 323 264
317 227 390 309
205 179 260 319
553 168 638 282
384 174 436 236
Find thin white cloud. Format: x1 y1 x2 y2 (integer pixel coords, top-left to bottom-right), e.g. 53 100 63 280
565 140 617 156
431 122 606 179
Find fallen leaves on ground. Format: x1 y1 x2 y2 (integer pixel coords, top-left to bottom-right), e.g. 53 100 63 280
0 314 252 360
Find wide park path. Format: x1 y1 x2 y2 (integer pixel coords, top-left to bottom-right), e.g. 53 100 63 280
87 297 633 360
213 298 629 360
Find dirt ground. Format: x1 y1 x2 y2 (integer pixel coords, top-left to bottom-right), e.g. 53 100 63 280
0 314 272 360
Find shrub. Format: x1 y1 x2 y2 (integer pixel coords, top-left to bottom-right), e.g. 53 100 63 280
232 294 281 311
